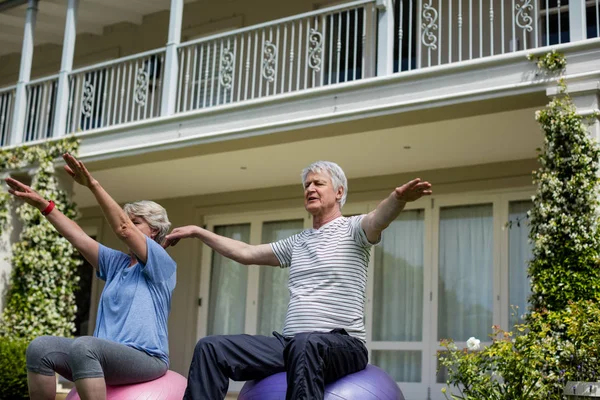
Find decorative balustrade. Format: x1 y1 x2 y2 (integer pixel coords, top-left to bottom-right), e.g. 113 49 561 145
394 0 578 72
65 49 165 134
175 0 376 113
0 86 15 146
22 76 58 143
0 0 598 146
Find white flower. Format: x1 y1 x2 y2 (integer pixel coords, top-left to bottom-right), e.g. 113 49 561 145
466 337 481 351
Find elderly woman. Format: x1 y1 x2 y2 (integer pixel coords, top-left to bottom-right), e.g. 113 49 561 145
5 153 176 400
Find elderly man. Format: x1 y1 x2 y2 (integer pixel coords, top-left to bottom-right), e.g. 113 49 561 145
165 161 432 400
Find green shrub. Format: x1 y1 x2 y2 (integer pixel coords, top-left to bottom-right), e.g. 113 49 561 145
439 324 559 400
439 301 600 400
0 337 29 399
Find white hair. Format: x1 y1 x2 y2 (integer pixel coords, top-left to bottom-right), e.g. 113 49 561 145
301 161 348 208
123 200 171 244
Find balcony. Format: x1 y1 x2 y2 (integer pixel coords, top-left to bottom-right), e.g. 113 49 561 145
0 0 599 150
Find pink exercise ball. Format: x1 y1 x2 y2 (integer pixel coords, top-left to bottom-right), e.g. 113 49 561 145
65 370 187 400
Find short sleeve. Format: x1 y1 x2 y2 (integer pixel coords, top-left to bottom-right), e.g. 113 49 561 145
140 237 177 283
270 234 300 268
97 244 130 282
349 215 381 247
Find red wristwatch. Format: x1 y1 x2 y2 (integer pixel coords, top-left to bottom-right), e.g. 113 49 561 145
41 200 55 216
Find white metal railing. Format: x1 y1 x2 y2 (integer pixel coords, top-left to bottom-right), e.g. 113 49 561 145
65 49 166 134
175 0 376 113
394 0 573 72
590 0 600 38
1 0 599 148
23 76 58 143
0 86 15 146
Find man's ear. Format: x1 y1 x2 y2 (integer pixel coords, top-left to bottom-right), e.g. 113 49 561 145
336 186 344 202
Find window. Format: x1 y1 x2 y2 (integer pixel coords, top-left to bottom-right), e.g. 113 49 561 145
207 224 250 335
257 220 303 336
438 204 494 341
370 210 425 383
508 200 533 326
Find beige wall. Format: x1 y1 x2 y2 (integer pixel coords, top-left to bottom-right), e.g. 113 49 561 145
0 0 339 87
78 158 536 376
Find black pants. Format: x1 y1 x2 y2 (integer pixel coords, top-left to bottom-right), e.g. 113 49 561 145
183 329 368 400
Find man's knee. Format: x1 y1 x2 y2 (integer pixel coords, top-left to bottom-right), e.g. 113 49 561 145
193 335 225 357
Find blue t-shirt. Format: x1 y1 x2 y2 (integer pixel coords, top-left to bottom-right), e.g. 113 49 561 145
93 237 176 366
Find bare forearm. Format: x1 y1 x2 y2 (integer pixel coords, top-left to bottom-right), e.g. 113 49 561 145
88 180 134 239
44 207 99 268
195 227 254 264
370 192 407 231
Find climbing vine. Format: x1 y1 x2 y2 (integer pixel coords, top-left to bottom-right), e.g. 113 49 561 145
0 136 82 340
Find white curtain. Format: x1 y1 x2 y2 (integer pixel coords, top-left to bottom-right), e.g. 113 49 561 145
438 204 493 341
371 210 424 382
207 224 250 335
508 201 533 326
257 220 303 336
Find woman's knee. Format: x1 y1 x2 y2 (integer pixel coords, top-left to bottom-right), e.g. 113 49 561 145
68 336 98 364
26 336 56 365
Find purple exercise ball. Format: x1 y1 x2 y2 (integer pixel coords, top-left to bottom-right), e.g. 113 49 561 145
239 364 405 400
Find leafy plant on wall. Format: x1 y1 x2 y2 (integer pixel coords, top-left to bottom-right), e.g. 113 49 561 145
528 50 600 312
0 137 82 340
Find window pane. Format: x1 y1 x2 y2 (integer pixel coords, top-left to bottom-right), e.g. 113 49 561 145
438 204 493 340
257 220 304 336
207 224 250 335
371 350 421 382
373 210 424 341
509 201 533 326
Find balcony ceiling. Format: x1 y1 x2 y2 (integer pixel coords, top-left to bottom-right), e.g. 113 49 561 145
0 0 192 57
73 103 544 208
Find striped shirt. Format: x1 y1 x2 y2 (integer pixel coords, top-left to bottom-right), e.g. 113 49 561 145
271 215 376 342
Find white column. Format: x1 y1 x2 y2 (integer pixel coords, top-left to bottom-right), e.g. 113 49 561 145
376 0 394 76
52 0 78 137
8 0 38 146
160 0 184 116
568 1 587 42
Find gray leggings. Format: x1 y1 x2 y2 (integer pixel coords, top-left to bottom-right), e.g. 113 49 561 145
26 336 167 385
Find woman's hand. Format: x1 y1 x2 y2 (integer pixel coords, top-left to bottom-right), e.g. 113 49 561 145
63 153 96 188
5 177 48 210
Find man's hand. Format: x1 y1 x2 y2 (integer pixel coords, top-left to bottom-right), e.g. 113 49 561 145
163 225 201 248
63 153 96 188
393 178 432 203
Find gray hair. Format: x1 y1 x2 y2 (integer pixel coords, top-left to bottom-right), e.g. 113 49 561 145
123 200 171 245
301 161 348 208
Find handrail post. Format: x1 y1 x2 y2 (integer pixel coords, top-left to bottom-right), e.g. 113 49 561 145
160 0 184 116
8 0 38 145
52 0 78 137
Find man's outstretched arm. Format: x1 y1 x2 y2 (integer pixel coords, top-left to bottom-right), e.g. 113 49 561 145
361 178 432 243
164 225 280 266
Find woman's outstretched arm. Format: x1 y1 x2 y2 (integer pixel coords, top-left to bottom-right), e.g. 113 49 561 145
5 177 100 269
62 153 151 264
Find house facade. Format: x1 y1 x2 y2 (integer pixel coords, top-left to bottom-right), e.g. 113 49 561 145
1 0 599 398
